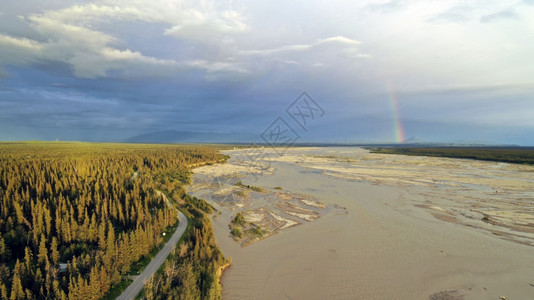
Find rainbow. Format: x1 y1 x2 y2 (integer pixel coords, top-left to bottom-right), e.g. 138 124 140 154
386 83 405 143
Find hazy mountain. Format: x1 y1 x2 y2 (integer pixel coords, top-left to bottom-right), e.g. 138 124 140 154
124 130 255 144
402 136 426 144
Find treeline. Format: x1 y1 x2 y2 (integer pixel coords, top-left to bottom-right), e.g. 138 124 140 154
369 147 534 165
143 195 228 300
0 142 226 299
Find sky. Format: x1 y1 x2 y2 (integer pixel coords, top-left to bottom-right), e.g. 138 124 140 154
0 0 533 145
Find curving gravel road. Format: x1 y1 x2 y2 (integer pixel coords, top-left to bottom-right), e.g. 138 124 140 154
117 192 188 300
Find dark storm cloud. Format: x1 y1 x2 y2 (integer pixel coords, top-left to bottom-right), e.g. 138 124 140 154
0 0 533 145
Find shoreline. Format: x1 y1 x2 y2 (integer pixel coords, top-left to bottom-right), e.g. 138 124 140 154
217 261 232 286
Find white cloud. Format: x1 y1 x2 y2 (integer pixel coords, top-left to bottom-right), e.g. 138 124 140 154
428 2 523 25
366 0 406 13
0 0 533 88
0 33 43 65
164 9 248 40
428 5 473 23
28 13 175 78
480 9 519 23
239 36 360 56
0 34 43 51
32 1 248 42
28 15 114 47
0 1 250 79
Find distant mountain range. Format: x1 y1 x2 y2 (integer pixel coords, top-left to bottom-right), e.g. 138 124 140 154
122 131 520 147
124 130 255 144
399 136 515 147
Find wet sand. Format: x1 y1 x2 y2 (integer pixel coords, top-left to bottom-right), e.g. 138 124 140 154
188 147 534 299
